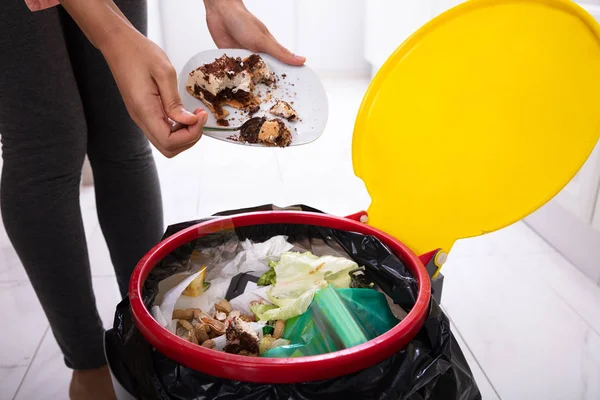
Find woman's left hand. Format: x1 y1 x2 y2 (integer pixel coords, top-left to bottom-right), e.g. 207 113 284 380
204 0 306 66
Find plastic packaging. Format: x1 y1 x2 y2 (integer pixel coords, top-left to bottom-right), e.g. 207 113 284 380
107 204 481 399
263 285 398 357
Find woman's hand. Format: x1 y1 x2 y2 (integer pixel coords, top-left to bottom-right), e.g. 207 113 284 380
204 0 306 66
61 0 207 158
100 30 208 158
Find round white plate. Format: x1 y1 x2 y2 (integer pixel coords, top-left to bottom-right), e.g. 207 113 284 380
178 49 328 147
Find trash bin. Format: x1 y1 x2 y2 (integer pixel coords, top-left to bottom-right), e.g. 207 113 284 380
107 204 480 399
131 209 431 383
106 0 600 397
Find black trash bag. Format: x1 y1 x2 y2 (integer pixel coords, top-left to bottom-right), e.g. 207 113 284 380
107 205 481 400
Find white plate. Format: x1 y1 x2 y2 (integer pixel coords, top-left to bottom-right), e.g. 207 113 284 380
178 49 328 147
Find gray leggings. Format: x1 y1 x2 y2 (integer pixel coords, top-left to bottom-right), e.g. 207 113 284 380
0 0 163 369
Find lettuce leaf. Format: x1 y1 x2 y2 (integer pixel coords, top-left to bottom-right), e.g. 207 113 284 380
252 252 356 321
257 261 280 286
257 269 276 286
260 288 317 321
250 303 278 319
268 252 356 302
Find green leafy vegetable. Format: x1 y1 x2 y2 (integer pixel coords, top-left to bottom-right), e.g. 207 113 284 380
253 252 357 321
257 269 276 286
261 288 319 321
268 252 356 301
257 261 279 286
250 303 277 319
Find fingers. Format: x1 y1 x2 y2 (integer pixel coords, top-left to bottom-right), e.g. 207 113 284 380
167 133 202 156
137 95 207 158
150 120 205 158
258 32 305 66
161 108 207 157
152 62 199 125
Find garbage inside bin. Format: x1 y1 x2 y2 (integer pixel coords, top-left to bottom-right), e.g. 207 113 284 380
110 204 480 399
261 285 399 358
150 234 381 358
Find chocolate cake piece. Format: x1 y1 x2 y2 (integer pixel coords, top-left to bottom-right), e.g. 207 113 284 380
258 119 292 147
243 54 276 86
186 54 275 125
239 117 292 147
239 117 266 144
269 100 298 121
223 316 260 356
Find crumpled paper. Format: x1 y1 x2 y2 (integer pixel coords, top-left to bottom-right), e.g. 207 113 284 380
230 285 271 315
152 236 293 333
152 271 202 332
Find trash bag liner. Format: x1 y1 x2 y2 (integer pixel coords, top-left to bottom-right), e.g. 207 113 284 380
108 204 481 399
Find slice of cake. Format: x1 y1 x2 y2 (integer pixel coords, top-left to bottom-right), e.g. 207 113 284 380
186 54 275 126
223 316 260 356
269 100 298 121
239 117 292 147
243 54 276 86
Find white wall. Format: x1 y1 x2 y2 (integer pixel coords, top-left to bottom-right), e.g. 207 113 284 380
364 0 464 76
147 0 163 48
431 0 463 16
152 0 368 76
525 1 600 283
154 0 213 75
295 0 368 73
364 0 431 75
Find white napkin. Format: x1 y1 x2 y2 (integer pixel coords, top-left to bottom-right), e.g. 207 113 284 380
153 236 292 332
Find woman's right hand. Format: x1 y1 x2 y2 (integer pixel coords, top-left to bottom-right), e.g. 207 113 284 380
100 28 207 158
60 0 206 158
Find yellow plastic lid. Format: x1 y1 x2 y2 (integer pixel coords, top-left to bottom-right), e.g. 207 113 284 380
353 0 600 264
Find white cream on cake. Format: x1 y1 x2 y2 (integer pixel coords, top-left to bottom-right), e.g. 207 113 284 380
244 56 275 85
185 54 278 126
187 68 252 97
269 100 298 121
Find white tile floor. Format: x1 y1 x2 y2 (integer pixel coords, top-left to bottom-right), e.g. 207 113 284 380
1 76 600 399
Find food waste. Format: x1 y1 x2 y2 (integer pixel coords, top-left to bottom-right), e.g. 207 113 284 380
156 241 392 358
172 299 289 357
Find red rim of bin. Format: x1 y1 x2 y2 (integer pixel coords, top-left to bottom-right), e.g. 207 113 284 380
129 211 432 384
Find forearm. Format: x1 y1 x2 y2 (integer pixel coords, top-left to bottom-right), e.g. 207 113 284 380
203 0 244 13
204 0 238 6
58 0 137 51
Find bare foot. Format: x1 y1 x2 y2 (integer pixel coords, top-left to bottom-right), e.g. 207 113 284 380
69 365 116 400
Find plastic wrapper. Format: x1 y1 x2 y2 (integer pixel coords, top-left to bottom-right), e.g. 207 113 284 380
106 204 481 399
263 286 398 357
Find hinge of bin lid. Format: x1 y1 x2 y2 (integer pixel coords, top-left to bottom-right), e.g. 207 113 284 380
419 249 446 278
345 211 368 223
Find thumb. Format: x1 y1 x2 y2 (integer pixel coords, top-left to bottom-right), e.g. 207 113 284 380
153 63 199 125
260 36 306 66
